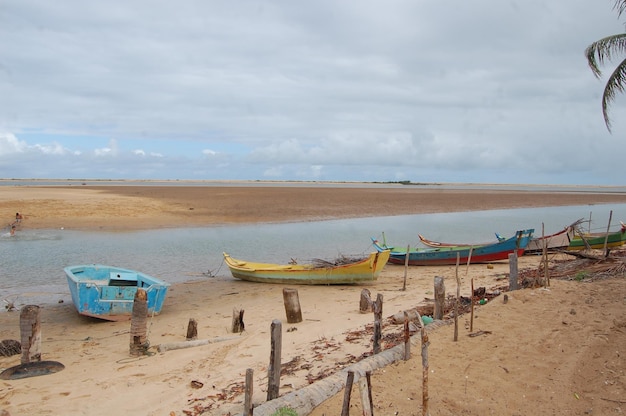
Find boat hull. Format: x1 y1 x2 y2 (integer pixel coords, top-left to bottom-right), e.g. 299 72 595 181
223 251 390 285
567 229 626 250
64 264 170 321
525 226 577 253
373 229 533 266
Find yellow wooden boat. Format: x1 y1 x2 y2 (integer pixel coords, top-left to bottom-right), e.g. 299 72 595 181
223 251 390 285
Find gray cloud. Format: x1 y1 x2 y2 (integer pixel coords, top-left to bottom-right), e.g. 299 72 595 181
0 0 624 184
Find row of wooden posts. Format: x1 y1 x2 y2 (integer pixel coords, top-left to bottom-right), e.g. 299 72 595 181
237 251 526 415
11 250 526 414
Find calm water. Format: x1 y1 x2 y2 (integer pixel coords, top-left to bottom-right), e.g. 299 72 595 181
2 203 625 309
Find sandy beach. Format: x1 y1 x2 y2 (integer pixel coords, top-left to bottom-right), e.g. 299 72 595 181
0 184 625 415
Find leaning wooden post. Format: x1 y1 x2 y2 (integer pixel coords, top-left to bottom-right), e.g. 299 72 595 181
129 288 148 357
267 319 282 401
465 247 473 275
243 368 254 416
358 375 373 416
433 276 445 320
508 253 519 291
341 371 355 416
454 253 461 342
373 294 383 354
603 210 613 258
366 371 374 413
402 244 410 291
20 305 41 364
416 312 430 416
282 288 302 323
542 223 549 288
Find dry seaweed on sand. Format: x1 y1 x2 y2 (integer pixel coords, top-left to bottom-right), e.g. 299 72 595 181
308 255 367 267
519 249 626 282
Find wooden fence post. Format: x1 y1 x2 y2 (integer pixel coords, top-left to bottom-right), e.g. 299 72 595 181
403 311 411 360
232 308 245 333
402 244 410 291
508 253 518 291
416 313 430 416
341 371 355 416
244 368 254 416
373 294 383 354
434 276 445 320
358 375 373 416
454 252 461 342
267 319 282 400
129 288 148 357
186 318 198 340
360 288 373 313
20 305 41 364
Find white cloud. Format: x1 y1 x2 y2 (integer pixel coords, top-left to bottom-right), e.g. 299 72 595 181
0 133 27 155
0 1 624 184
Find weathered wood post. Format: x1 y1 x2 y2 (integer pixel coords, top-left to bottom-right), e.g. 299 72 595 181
454 253 461 342
243 368 254 416
129 288 148 357
359 288 372 313
403 311 411 360
417 313 430 416
186 318 198 340
341 371 355 416
434 276 445 320
470 278 475 332
20 305 41 364
603 210 613 258
358 373 373 416
373 294 383 354
232 308 245 333
267 319 282 400
402 244 410 291
542 222 550 288
508 253 519 291
282 288 302 323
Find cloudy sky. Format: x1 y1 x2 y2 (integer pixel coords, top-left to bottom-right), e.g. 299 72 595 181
1 1 624 184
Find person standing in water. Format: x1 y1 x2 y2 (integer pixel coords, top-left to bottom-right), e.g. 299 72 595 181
15 212 22 224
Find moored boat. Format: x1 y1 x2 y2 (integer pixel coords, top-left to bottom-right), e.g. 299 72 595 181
418 219 583 254
524 220 583 253
64 264 170 321
567 223 626 251
418 233 505 248
223 251 390 285
372 229 534 266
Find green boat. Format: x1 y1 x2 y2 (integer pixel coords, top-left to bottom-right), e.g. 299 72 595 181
567 224 626 250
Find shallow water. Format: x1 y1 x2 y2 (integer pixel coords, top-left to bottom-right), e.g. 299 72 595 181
1 203 625 308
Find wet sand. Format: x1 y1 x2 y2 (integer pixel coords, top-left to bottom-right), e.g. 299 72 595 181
0 184 625 415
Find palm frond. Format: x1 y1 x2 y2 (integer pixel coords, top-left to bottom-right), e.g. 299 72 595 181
602 57 626 131
615 0 626 17
585 34 626 78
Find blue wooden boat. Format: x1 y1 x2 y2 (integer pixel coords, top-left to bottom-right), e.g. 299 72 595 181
64 264 170 321
372 229 534 266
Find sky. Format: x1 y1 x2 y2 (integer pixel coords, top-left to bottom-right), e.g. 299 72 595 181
1 1 625 185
